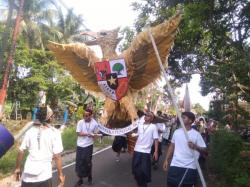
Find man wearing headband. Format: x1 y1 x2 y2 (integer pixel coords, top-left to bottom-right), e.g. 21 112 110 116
14 106 64 187
75 108 99 186
132 111 159 187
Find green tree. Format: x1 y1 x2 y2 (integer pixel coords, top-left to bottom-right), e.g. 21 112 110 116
118 26 135 51
19 0 59 49
0 0 15 73
131 0 250 126
8 42 81 113
0 0 90 119
56 8 85 43
193 103 206 115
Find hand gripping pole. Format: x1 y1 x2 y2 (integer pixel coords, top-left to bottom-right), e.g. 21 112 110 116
148 29 207 187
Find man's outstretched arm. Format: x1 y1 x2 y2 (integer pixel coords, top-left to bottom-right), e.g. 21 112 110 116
163 143 174 171
14 150 25 181
54 153 65 187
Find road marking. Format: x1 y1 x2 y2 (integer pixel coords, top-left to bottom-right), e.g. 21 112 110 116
53 146 112 173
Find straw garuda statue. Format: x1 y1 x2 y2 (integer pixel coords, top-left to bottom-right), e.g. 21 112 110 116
48 11 182 128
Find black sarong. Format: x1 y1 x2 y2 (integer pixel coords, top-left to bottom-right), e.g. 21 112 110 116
21 179 52 187
132 151 151 187
167 166 198 187
112 136 127 153
75 145 93 178
151 142 162 162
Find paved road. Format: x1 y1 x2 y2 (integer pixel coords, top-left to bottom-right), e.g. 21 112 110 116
53 146 168 187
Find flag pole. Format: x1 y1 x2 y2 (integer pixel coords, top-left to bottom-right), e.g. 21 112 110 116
147 29 207 187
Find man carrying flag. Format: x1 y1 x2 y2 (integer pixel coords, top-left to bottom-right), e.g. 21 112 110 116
163 112 207 187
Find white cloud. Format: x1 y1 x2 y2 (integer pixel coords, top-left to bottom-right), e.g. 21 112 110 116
63 0 137 31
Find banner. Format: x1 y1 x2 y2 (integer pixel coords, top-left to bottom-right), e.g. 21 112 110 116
97 120 141 136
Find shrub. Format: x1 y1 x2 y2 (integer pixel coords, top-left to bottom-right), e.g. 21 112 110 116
210 130 250 187
0 148 18 175
62 127 77 150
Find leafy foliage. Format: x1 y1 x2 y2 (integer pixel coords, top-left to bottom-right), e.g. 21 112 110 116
7 42 81 112
130 0 250 126
62 126 77 150
1 0 90 117
210 130 250 187
193 103 206 115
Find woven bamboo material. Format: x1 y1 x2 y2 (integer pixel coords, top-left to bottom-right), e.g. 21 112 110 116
47 11 182 127
123 12 182 90
47 42 101 92
127 134 137 154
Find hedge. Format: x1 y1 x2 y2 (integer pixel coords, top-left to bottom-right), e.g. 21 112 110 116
210 130 250 187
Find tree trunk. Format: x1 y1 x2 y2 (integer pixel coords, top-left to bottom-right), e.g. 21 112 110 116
0 0 25 118
0 0 15 73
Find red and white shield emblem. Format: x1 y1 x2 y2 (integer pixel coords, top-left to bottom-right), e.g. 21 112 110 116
95 59 128 101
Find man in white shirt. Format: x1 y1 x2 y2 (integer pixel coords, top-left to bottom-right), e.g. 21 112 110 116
14 106 64 187
75 109 99 186
163 112 207 187
132 111 159 187
151 122 167 170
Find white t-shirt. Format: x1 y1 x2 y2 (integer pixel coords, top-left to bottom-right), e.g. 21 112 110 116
20 126 63 183
134 117 159 154
170 128 206 169
76 119 99 148
162 122 171 140
156 123 166 142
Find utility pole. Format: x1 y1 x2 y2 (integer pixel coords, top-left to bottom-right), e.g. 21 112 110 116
0 0 25 118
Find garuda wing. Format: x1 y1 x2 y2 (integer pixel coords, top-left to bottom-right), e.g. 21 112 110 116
123 11 182 90
47 42 101 92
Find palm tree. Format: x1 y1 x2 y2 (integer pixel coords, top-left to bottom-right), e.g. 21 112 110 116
56 7 86 43
20 0 86 47
20 0 58 49
0 0 15 73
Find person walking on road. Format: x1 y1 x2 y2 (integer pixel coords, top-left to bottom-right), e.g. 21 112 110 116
163 112 207 187
132 111 159 187
112 134 127 162
75 109 99 186
14 106 65 187
151 121 166 170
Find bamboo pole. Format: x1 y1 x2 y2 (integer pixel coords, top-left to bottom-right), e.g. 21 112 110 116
0 0 25 118
148 29 207 187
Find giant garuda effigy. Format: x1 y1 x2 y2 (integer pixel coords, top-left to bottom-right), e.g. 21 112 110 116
48 10 182 129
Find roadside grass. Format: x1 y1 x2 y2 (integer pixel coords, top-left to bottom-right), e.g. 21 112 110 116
94 135 113 149
62 126 113 150
0 147 18 179
0 126 113 179
62 126 78 150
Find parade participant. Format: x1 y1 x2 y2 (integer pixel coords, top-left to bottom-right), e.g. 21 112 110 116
75 109 99 186
112 134 127 162
163 112 207 187
151 122 165 170
14 106 64 187
132 111 159 187
198 117 207 136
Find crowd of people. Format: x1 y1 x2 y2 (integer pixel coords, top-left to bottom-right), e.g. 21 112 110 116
14 105 216 187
